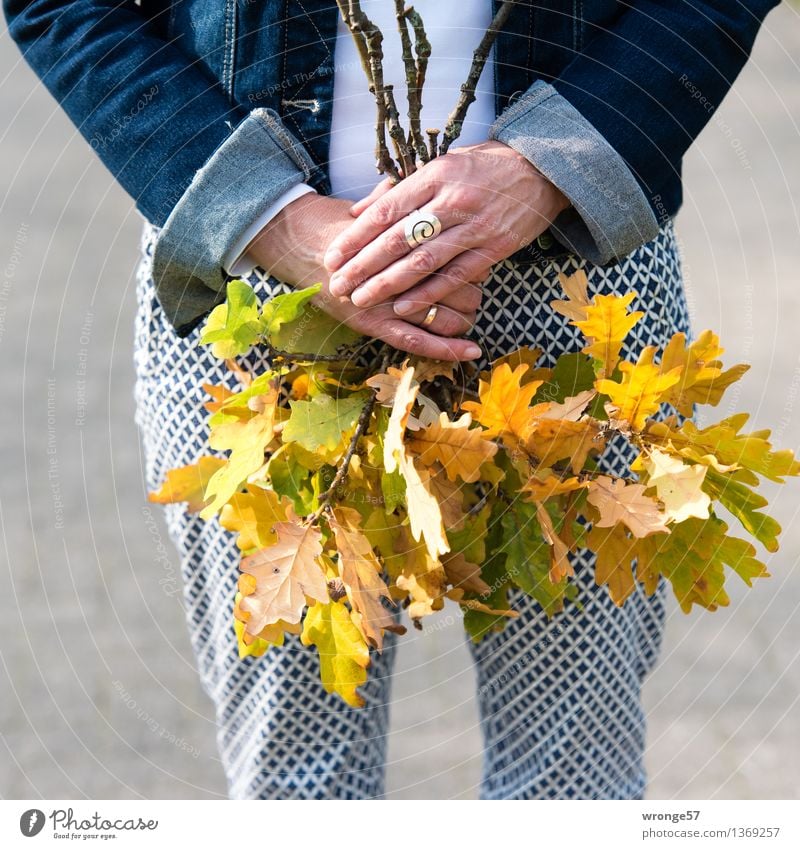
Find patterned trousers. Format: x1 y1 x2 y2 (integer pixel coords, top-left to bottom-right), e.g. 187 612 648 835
133 222 692 799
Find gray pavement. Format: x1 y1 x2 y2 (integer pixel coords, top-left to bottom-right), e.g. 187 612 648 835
1 3 798 800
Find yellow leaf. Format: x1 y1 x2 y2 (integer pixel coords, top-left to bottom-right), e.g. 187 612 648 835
521 469 588 502
219 487 288 550
642 448 711 524
550 270 591 323
398 452 450 560
148 456 227 513
525 417 604 473
587 475 670 538
659 330 749 416
383 363 418 473
596 354 683 431
406 412 498 482
574 290 644 377
237 517 329 634
201 386 280 518
301 601 370 708
392 525 447 618
461 362 542 441
330 507 403 651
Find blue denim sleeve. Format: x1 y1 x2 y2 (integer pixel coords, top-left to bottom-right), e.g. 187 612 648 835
490 0 780 264
3 0 315 334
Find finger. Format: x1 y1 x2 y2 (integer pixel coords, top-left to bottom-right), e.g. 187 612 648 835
349 178 394 217
348 224 474 308
402 303 477 337
393 253 494 316
374 318 482 361
359 310 483 361
438 282 484 315
324 174 435 272
329 208 464 299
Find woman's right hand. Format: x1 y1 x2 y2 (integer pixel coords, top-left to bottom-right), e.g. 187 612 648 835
245 193 484 362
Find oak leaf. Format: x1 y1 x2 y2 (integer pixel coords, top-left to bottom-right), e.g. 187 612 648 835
596 355 683 431
442 551 491 596
641 448 711 524
658 330 749 416
550 270 591 323
587 522 639 606
301 601 370 708
587 475 670 538
329 507 403 651
219 486 288 551
574 290 644 377
282 391 369 453
149 456 226 513
406 412 498 482
201 389 280 518
238 517 329 634
461 362 542 441
535 501 574 582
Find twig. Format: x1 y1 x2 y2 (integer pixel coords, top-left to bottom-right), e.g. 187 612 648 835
401 5 432 165
337 0 402 181
426 128 440 160
305 347 392 525
383 84 415 176
440 0 518 155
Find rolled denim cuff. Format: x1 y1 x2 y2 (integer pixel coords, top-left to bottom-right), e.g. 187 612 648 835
488 80 659 265
151 108 318 336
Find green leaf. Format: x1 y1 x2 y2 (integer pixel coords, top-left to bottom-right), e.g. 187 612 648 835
702 467 782 552
200 279 262 358
267 446 316 517
637 513 769 612
264 284 363 355
498 502 570 616
260 284 321 339
535 352 596 404
282 392 370 453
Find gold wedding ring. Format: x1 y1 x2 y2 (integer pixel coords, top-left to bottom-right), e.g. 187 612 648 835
421 305 439 326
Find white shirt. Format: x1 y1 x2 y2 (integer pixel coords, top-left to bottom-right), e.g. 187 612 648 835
225 0 496 275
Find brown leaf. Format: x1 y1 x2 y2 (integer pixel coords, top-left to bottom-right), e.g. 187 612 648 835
238 517 329 634
330 507 404 651
534 501 574 582
587 475 670 538
442 551 491 595
406 412 498 482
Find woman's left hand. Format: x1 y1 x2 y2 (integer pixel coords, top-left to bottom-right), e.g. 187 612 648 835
322 140 570 317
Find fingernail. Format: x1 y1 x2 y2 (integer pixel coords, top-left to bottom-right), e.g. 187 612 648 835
350 287 371 307
329 273 347 296
465 343 482 359
393 300 416 316
325 247 343 269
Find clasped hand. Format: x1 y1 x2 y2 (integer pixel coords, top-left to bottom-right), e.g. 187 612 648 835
249 140 569 362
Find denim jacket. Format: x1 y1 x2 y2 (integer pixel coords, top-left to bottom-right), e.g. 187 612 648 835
4 0 779 335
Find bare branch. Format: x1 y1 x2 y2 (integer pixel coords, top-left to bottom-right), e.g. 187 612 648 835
400 5 432 165
440 1 519 155
336 0 401 181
